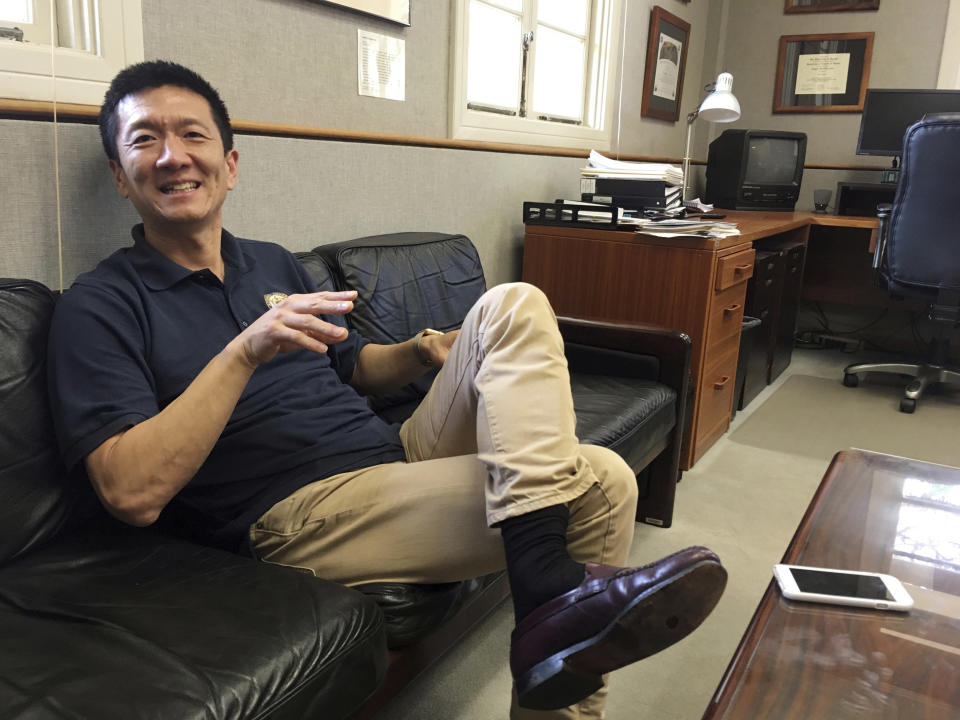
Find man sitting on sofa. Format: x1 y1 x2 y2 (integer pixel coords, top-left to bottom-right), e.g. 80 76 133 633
47 60 727 718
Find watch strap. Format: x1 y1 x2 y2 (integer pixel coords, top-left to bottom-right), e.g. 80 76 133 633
413 328 445 366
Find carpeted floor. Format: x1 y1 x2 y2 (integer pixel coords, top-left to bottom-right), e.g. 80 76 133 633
729 373 960 468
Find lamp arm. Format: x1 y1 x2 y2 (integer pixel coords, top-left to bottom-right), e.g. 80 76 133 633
682 110 699 203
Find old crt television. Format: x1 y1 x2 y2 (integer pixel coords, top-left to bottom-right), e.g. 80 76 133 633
857 88 960 156
705 130 807 211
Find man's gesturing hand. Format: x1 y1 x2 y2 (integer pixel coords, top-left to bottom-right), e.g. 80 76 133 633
234 290 358 367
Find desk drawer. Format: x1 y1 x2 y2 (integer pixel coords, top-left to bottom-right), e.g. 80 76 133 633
696 344 739 447
715 249 755 291
708 282 748 348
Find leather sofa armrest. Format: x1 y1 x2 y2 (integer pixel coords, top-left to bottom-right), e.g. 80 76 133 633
556 316 691 394
558 316 692 461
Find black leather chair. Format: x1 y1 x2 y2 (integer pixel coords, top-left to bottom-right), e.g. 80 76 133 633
842 113 960 413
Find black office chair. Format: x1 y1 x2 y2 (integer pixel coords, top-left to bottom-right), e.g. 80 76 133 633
842 113 960 413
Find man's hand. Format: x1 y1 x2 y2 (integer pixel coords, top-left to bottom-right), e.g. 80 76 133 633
419 329 460 367
350 328 461 396
234 290 358 368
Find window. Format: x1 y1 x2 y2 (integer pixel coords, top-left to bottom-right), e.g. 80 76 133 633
0 0 143 106
451 0 621 150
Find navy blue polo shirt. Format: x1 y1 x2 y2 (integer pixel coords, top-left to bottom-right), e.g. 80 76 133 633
47 225 405 552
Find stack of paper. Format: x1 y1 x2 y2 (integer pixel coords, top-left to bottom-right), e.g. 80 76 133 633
582 150 684 184
626 217 741 239
581 150 683 211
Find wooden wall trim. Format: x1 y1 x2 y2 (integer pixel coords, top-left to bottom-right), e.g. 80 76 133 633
0 97 889 171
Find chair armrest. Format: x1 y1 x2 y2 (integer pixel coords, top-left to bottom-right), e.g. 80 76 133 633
557 316 692 529
556 316 691 397
873 203 892 270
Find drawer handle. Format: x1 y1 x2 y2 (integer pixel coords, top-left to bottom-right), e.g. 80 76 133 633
714 376 731 389
723 303 742 315
734 264 752 273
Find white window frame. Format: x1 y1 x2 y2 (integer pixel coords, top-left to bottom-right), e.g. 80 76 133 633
0 0 143 106
450 0 622 150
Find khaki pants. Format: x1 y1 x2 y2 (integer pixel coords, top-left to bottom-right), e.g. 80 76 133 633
250 283 638 719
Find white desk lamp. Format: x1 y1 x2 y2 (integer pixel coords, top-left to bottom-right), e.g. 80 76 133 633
682 72 741 202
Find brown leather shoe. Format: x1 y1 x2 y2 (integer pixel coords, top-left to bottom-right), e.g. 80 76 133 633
510 546 727 711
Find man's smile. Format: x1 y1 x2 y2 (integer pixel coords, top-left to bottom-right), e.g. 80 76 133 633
161 181 200 194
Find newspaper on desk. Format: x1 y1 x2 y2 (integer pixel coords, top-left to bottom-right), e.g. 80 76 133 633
627 217 740 239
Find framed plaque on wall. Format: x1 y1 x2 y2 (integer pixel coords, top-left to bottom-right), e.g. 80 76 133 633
640 6 691 122
318 0 410 26
773 32 874 113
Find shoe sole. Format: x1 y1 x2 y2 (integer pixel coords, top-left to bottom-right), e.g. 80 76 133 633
515 559 727 711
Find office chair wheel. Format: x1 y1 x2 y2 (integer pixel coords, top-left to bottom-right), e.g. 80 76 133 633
899 397 917 414
842 373 859 388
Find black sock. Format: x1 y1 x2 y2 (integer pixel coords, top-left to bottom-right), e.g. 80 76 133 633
499 504 586 623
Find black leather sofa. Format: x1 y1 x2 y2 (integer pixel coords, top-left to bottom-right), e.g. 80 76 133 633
0 231 689 719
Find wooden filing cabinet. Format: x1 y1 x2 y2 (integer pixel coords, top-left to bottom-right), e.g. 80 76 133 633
696 246 755 464
522 224 754 469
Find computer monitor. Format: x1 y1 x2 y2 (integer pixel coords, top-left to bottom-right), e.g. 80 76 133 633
857 88 960 156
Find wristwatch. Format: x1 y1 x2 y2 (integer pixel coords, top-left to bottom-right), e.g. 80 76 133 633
413 328 445 366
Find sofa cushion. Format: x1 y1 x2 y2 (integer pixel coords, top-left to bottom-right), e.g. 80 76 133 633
0 525 387 720
294 250 338 293
0 279 77 564
312 233 487 413
571 374 676 470
314 232 487 343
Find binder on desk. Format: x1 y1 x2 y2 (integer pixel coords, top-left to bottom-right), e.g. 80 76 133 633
581 192 682 210
580 176 677 197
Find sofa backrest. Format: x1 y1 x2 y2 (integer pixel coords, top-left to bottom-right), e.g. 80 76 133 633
0 280 76 564
303 233 487 422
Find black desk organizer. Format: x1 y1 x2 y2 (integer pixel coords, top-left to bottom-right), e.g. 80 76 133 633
523 200 620 229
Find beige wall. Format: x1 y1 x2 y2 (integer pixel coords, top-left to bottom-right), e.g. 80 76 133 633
0 0 952 290
691 0 951 207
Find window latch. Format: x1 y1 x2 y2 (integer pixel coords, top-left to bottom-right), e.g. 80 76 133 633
1 26 24 42
519 31 534 118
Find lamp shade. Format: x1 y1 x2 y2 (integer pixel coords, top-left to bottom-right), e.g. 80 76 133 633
682 72 742 202
697 72 740 123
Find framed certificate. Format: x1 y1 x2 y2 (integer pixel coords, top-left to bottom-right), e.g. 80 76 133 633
785 0 880 12
317 0 410 26
641 6 691 123
773 32 874 113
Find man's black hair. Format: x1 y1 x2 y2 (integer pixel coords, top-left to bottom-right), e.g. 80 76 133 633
99 60 233 162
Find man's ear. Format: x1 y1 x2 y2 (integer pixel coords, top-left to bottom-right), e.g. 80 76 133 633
225 148 239 191
109 159 129 198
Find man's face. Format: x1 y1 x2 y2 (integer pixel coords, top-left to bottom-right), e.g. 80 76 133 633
109 85 238 235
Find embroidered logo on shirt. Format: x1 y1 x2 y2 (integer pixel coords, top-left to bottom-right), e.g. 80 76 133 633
264 292 289 309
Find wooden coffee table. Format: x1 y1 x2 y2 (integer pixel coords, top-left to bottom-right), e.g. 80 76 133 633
703 449 960 719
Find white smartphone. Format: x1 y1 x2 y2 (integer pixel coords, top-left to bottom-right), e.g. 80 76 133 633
772 564 914 611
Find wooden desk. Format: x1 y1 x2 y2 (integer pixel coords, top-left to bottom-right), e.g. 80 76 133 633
522 211 877 469
703 449 960 719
